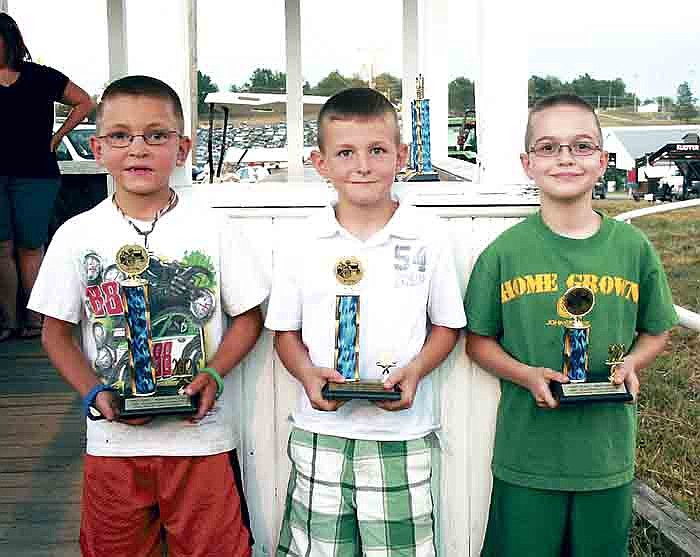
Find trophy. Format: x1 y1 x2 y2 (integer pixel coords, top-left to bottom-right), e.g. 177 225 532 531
551 286 633 404
404 74 440 182
321 257 401 401
112 245 199 417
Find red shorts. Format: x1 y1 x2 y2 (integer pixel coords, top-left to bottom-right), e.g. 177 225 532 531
80 450 253 557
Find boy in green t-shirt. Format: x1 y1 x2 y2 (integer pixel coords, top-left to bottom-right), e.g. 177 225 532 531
464 93 678 557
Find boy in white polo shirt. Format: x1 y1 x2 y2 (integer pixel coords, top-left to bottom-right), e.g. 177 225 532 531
265 88 466 557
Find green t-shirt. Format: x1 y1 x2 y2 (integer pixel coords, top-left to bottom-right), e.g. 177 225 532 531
464 212 678 491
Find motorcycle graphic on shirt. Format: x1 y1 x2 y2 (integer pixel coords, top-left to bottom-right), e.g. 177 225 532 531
81 250 217 388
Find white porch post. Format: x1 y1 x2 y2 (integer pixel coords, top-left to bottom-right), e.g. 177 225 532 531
189 0 198 165
285 0 304 181
0 1 8 14
116 0 193 188
422 0 449 161
474 0 529 185
403 0 448 161
401 0 418 145
106 0 128 82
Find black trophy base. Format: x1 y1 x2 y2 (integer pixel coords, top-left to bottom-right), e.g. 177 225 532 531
322 381 401 401
405 171 440 182
119 387 200 418
551 380 633 405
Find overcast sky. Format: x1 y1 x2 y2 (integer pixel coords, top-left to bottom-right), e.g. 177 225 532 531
7 0 700 101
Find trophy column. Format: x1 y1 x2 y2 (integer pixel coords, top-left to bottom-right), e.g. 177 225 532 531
121 279 157 396
114 245 199 417
563 321 590 383
335 294 360 381
405 74 440 182
322 256 400 401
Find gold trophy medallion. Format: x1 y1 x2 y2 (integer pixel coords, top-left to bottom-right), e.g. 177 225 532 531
116 244 149 284
561 286 595 325
335 256 364 286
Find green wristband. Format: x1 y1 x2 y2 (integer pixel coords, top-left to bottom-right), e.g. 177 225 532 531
199 367 225 399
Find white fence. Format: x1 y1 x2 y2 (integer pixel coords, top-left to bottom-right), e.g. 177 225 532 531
197 186 699 557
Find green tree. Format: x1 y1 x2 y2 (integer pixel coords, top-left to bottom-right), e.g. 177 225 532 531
228 83 241 93
570 74 628 108
528 75 567 103
448 77 475 115
245 68 286 92
673 82 698 123
527 73 631 109
311 70 352 96
197 70 219 114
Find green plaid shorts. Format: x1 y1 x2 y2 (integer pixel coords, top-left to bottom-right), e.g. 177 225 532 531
276 428 437 557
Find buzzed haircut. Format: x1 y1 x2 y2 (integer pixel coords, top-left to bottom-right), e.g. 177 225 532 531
96 75 185 132
525 93 603 151
317 87 399 152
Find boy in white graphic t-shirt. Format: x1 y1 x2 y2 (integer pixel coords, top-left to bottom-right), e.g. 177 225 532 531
29 75 268 557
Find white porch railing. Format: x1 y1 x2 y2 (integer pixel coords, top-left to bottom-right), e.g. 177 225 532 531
199 189 699 557
616 199 700 332
198 185 535 557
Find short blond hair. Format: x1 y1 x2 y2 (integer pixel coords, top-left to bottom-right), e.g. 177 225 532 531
525 93 602 151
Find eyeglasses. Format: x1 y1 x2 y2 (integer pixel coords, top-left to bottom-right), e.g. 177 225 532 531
529 141 601 158
97 130 181 148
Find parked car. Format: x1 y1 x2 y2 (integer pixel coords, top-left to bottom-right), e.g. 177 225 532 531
54 123 96 162
49 123 104 241
236 165 270 183
671 180 700 201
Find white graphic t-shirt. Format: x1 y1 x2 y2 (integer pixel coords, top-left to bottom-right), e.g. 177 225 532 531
29 198 269 456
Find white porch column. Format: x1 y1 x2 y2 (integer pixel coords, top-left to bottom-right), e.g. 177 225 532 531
403 0 448 161
118 0 193 187
188 0 198 165
0 1 8 14
401 0 418 145
474 0 528 185
285 0 304 181
106 0 128 82
422 0 448 161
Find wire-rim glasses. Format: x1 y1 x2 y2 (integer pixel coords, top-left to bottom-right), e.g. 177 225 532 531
529 141 601 158
97 130 181 148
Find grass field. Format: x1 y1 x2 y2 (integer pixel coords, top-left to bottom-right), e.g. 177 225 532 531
594 110 700 127
593 199 700 555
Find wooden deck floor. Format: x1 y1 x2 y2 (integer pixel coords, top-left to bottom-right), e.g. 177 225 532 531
0 337 83 557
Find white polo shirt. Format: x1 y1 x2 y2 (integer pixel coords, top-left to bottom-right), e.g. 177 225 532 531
265 202 466 441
